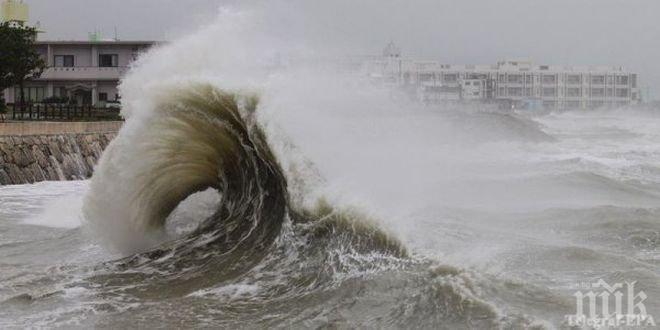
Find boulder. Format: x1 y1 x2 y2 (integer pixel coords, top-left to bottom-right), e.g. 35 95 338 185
32 145 49 168
48 141 63 162
48 155 66 181
30 163 46 183
12 148 30 167
22 166 35 184
0 169 10 185
6 164 26 184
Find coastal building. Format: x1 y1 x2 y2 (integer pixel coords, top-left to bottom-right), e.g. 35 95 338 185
1 0 156 107
364 43 641 110
2 40 156 106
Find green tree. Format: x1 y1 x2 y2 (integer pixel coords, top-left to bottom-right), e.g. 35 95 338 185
0 24 10 114
0 22 45 110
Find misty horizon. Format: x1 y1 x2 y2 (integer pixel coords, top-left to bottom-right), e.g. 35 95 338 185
23 0 660 99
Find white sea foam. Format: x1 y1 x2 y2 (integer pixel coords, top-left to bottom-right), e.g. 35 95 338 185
0 181 87 229
22 194 84 229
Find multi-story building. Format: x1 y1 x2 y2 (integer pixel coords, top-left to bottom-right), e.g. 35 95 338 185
1 0 156 107
364 44 640 109
2 40 156 106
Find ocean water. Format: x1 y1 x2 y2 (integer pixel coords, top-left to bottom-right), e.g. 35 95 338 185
1 108 659 328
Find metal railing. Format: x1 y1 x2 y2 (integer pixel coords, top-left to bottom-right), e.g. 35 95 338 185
39 66 128 80
6 104 123 121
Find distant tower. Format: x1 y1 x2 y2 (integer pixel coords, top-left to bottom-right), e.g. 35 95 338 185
382 41 401 58
1 0 29 26
381 41 403 83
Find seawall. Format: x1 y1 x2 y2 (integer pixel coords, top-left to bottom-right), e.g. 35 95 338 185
0 122 121 186
0 121 122 136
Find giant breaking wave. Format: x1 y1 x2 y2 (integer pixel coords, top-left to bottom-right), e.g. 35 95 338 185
83 84 406 283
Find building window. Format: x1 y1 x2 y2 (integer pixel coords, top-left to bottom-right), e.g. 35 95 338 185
616 75 629 85
54 87 67 97
507 74 523 83
507 87 523 96
591 88 605 97
542 74 557 84
525 74 534 84
54 55 74 67
542 87 557 97
591 75 605 85
14 87 46 103
99 93 108 102
616 88 629 98
419 73 434 83
99 54 119 67
443 74 457 83
566 75 582 84
566 88 582 97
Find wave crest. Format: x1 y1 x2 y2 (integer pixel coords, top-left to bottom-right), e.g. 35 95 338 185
83 83 406 290
83 84 288 257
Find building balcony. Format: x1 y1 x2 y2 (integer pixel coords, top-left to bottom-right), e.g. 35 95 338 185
37 66 129 81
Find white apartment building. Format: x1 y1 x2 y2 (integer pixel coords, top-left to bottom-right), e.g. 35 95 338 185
364 43 640 109
2 40 155 106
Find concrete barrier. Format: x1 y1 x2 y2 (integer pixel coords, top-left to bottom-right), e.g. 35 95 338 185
0 133 118 185
0 121 123 136
0 121 122 185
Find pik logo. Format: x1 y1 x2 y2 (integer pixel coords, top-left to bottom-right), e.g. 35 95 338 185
566 279 656 328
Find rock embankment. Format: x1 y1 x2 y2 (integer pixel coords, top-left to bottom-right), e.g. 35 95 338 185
0 133 115 185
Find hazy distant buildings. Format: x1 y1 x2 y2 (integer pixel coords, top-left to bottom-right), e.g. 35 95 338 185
363 43 641 110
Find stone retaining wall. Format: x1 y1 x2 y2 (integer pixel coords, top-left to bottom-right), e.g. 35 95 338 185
0 132 116 186
0 121 122 136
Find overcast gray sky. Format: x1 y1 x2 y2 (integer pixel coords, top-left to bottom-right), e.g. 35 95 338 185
26 0 660 99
